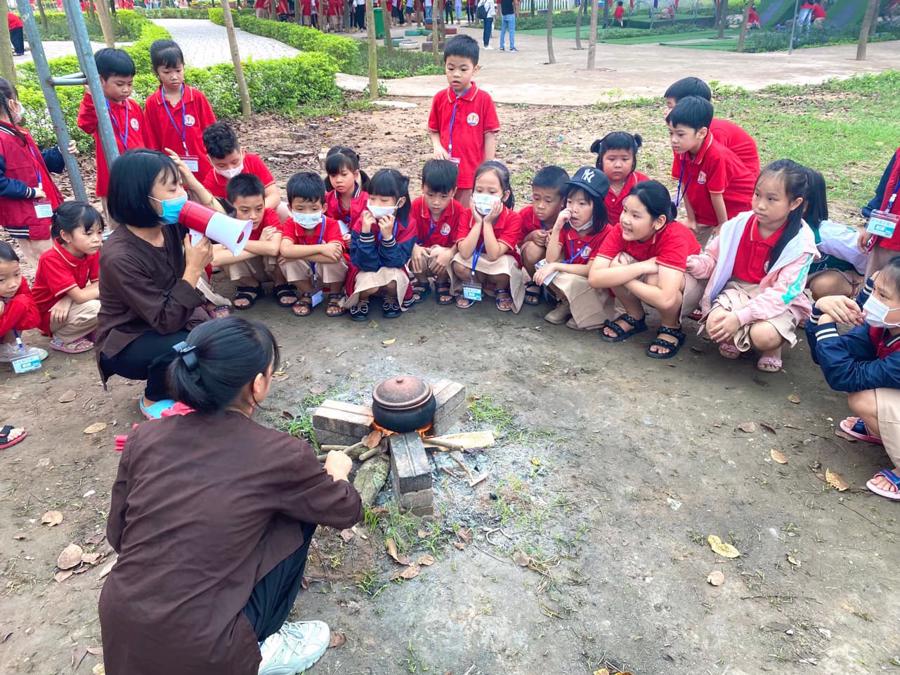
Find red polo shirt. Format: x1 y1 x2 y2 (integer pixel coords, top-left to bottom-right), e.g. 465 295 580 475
0 278 39 336
710 118 760 177
201 153 274 201
427 82 500 190
594 221 700 271
31 244 99 335
558 225 610 264
144 85 217 179
281 214 344 246
731 215 784 284
246 208 282 241
455 206 522 263
324 187 369 232
670 132 755 229
606 170 649 226
77 94 146 197
518 205 552 235
409 196 463 248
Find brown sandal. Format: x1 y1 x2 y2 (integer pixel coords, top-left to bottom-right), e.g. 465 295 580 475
326 293 346 317
291 293 313 317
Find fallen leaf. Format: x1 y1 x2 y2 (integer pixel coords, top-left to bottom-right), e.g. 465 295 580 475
381 338 396 346
770 449 788 465
362 429 383 449
82 422 107 435
453 541 466 550
385 538 410 566
456 528 472 544
339 529 355 543
530 457 541 467
58 390 76 403
41 510 63 527
707 570 725 586
760 422 777 434
825 468 849 492
328 631 347 649
593 669 610 675
787 393 801 404
81 552 102 565
512 550 531 567
397 564 420 580
92 665 105 675
86 646 103 656
738 421 757 433
417 529 429 538
57 543 84 570
54 570 74 583
416 554 435 567
787 554 801 567
707 535 740 559
97 558 116 579
84 533 105 546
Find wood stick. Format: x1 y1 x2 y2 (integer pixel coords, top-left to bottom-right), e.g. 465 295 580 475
320 444 350 452
423 438 466 452
449 451 475 481
358 446 383 462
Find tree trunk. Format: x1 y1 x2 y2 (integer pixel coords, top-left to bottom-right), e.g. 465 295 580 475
0 2 15 86
384 0 393 50
587 0 598 68
716 0 726 39
574 0 584 49
545 0 555 63
36 0 49 33
736 2 748 51
221 0 252 119
431 0 440 61
95 0 116 47
856 0 879 61
601 0 608 28
365 0 378 99
530 0 533 17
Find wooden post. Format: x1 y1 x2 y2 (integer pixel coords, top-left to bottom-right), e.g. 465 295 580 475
574 0 585 50
365 0 378 99
220 0 252 119
587 0 598 69
36 0 49 32
94 0 116 47
383 0 394 50
716 0 726 40
0 2 15 86
545 0 555 64
856 0 879 61
431 0 440 61
736 2 749 52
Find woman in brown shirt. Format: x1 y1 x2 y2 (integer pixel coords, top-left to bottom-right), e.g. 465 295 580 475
96 149 215 420
100 316 362 674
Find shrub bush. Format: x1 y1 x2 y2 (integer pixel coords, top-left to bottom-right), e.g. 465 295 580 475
137 7 212 19
31 9 147 41
351 43 442 79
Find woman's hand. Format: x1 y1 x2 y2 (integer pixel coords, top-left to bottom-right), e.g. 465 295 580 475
324 450 352 482
378 214 396 240
360 210 376 234
707 311 741 343
532 261 557 286
552 208 570 232
815 294 863 325
183 234 213 272
484 199 502 227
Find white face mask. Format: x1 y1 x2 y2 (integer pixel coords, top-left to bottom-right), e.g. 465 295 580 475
472 193 500 216
10 101 24 125
292 211 322 229
863 295 900 328
215 164 244 179
367 202 396 219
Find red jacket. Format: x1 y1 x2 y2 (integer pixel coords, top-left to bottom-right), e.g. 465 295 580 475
0 123 63 240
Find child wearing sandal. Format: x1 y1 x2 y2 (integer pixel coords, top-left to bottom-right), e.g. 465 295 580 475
689 159 817 373
324 145 369 241
806 266 900 502
591 132 649 227
31 202 103 354
518 165 569 307
589 180 700 359
409 159 463 307
279 171 348 318
211 174 288 311
345 169 416 321
533 166 615 331
0 241 46 365
450 160 524 313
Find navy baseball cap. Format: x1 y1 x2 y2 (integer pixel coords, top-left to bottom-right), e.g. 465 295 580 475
564 166 610 199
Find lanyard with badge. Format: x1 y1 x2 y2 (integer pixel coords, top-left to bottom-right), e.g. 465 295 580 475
866 179 900 244
26 145 53 219
106 100 130 149
565 238 590 264
673 156 692 208
161 86 200 173
446 87 469 165
308 216 328 308
462 240 485 301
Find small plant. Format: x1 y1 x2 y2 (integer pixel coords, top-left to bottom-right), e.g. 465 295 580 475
468 395 515 433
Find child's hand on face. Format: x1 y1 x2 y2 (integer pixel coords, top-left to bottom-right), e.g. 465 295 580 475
378 214 396 239
484 199 502 226
553 209 570 231
360 210 376 233
816 295 864 325
533 262 556 286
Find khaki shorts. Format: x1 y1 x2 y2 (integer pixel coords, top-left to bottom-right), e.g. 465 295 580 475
712 279 798 351
875 388 900 469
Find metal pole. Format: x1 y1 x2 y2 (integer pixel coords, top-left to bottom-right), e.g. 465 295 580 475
788 0 800 54
62 0 120 172
15 0 87 201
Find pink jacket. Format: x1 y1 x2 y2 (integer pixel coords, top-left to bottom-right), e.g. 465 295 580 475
688 210 819 325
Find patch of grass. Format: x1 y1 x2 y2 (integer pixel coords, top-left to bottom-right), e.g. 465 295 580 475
355 568 388 598
468 395 515 434
277 389 335 448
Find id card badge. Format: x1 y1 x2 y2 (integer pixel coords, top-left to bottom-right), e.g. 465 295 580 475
12 352 42 374
462 281 482 302
866 209 899 238
338 220 351 236
534 259 558 286
182 155 200 173
34 201 53 218
310 290 324 308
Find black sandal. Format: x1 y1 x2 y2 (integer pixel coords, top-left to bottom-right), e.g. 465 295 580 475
436 282 454 305
326 293 346 317
524 282 542 306
646 325 686 360
291 292 313 317
349 300 370 321
412 282 431 303
599 313 647 342
273 283 299 307
232 285 262 310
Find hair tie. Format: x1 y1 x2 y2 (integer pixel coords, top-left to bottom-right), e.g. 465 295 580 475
172 341 199 371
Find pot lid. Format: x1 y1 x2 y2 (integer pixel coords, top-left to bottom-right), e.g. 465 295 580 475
372 375 433 410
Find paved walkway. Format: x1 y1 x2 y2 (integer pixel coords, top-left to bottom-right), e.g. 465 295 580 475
152 19 299 66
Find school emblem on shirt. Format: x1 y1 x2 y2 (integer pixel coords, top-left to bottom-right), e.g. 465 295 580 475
440 223 451 236
130 117 140 130
582 246 592 258
466 112 480 126
184 114 196 127
697 171 707 185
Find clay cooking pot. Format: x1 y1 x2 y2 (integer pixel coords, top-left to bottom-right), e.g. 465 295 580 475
372 375 436 433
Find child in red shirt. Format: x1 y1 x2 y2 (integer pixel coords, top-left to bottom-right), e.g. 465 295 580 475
591 131 650 227
410 159 465 306
450 160 524 312
428 35 500 208
324 145 369 240
31 202 103 354
533 167 615 331
211 174 289 311
279 171 348 318
589 180 701 359
200 121 288 221
0 241 45 365
144 40 216 181
77 49 146 223
518 165 569 305
613 0 624 26
667 96 755 244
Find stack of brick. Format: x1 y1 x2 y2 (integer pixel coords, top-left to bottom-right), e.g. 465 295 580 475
311 400 373 447
389 432 434 517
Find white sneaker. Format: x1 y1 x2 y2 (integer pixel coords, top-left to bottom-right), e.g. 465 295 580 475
0 343 49 363
258 620 330 675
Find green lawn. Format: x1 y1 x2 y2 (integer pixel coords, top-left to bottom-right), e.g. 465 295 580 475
518 25 741 48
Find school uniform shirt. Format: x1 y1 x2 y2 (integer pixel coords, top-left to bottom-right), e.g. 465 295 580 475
281 214 343 246
731 215 785 284
863 147 900 251
517 205 550 235
201 153 274 201
594 220 700 271
324 187 369 232
454 206 523 264
427 82 500 190
557 224 609 264
77 94 146 197
0 277 40 336
709 118 760 177
99 411 362 675
605 170 649 226
31 244 100 335
245 208 282 241
613 5 624 19
670 132 755 229
409 196 463 248
143 85 217 180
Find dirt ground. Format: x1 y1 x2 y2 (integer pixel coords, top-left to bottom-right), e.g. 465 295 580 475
1 101 899 675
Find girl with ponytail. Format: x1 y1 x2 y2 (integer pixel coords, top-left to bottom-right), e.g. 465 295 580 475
100 316 362 675
689 159 818 372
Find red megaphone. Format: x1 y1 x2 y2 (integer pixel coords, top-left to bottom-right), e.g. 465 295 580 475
179 201 253 256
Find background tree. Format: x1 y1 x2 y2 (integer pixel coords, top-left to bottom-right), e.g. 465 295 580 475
221 0 252 119
366 0 379 99
857 0 879 61
716 0 727 40
575 0 586 50
384 0 394 51
587 0 599 69
736 1 749 52
0 1 15 86
546 0 555 64
35 0 49 32
95 0 116 47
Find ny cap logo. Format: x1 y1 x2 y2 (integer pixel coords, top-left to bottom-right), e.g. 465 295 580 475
581 168 596 183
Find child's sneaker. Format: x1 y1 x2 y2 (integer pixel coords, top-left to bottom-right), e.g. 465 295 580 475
0 343 49 363
258 620 330 675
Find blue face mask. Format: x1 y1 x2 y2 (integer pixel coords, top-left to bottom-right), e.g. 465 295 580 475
152 193 188 225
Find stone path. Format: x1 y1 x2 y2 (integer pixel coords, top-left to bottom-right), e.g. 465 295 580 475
151 18 299 66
